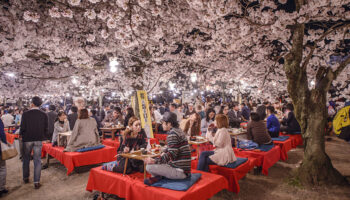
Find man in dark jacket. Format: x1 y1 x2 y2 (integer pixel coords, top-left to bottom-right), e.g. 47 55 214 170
20 96 48 189
280 104 301 134
47 105 57 141
67 106 78 130
240 103 251 121
228 104 242 128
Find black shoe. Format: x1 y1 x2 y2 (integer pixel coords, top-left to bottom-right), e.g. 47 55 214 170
42 164 49 169
34 183 41 189
0 189 8 194
23 178 29 184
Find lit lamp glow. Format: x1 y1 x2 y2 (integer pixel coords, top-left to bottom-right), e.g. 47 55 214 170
169 82 176 90
190 73 197 83
72 77 78 84
109 60 119 73
6 73 15 78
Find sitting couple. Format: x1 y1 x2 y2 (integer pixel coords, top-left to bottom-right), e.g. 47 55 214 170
102 112 192 186
104 112 192 185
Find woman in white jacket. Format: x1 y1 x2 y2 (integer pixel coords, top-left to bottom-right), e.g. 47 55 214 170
197 114 237 172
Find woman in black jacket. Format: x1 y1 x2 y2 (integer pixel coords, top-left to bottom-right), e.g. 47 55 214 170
280 104 301 134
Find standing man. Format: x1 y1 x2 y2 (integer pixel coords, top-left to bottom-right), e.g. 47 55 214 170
20 96 48 189
68 106 78 130
47 105 57 141
1 110 14 127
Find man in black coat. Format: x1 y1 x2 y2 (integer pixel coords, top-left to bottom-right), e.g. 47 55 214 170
228 104 242 128
20 96 48 189
47 105 57 141
67 106 78 130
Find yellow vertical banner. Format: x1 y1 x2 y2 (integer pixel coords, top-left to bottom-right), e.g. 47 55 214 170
131 95 135 111
136 90 154 138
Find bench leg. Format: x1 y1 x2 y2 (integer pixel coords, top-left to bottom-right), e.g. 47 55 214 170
123 158 129 176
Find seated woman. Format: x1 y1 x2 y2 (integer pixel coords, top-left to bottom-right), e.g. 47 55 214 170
116 117 147 173
247 112 272 145
280 103 301 134
180 113 201 137
64 109 100 152
51 111 70 146
266 106 280 138
200 108 215 137
197 114 237 172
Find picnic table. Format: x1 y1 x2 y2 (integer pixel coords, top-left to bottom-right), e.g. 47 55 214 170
120 149 161 179
101 126 125 140
188 137 209 160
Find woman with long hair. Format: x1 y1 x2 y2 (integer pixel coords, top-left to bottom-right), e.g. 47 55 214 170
197 114 237 172
124 107 135 128
51 111 70 146
182 113 201 136
117 117 147 173
64 109 100 152
200 108 215 137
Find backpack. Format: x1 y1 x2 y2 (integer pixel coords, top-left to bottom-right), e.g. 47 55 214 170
333 106 350 135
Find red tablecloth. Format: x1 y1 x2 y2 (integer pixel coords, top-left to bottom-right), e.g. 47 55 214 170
191 157 255 193
5 133 17 144
102 139 120 148
280 133 303 148
42 143 117 175
154 134 167 141
234 146 281 175
86 167 228 200
273 139 292 161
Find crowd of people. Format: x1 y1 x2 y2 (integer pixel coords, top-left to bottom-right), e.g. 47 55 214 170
0 95 349 197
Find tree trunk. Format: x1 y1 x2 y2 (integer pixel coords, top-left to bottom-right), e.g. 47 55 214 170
296 98 346 185
284 22 347 186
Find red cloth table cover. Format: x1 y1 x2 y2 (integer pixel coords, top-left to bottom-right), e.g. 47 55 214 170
149 138 160 145
233 146 281 175
191 157 255 193
273 138 292 161
5 133 16 144
86 167 228 200
154 134 167 141
42 143 117 175
279 133 303 148
102 139 120 149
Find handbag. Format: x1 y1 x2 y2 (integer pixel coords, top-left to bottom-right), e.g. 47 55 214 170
1 142 18 160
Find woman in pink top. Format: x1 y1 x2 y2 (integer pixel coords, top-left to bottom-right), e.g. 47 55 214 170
197 114 237 172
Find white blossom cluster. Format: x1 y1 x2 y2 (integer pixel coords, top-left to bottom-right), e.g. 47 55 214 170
0 0 349 101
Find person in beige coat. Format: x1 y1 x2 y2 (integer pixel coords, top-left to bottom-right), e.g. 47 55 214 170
64 109 100 152
197 114 237 172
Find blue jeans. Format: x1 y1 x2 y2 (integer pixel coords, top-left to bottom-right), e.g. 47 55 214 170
197 151 216 172
23 141 42 183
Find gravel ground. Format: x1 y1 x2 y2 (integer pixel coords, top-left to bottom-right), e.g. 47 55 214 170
1 136 350 200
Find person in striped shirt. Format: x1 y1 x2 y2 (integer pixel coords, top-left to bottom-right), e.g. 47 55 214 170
144 112 191 185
